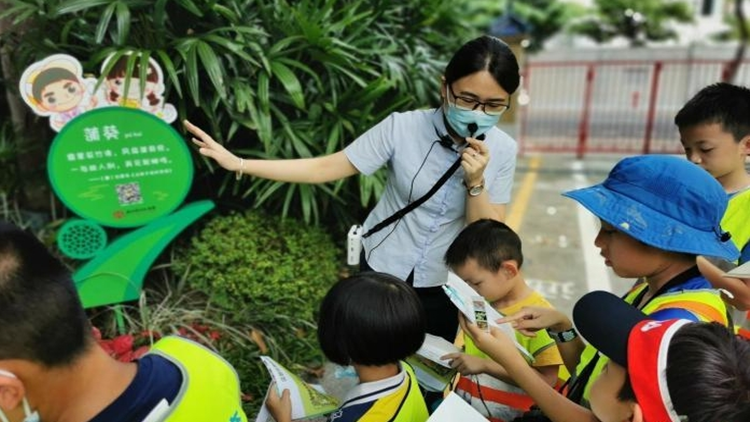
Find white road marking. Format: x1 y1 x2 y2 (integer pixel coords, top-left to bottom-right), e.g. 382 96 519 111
526 278 578 301
571 160 613 293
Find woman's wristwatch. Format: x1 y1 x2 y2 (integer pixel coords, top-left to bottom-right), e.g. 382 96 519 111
546 327 578 343
464 179 485 197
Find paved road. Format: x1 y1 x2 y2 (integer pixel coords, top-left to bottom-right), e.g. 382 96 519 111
507 153 634 318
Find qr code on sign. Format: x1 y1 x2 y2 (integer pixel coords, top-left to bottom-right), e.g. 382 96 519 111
115 182 143 205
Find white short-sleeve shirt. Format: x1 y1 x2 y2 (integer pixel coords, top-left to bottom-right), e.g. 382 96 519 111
344 108 517 288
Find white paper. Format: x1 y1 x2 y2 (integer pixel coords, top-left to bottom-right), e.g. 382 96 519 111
427 392 489 422
443 272 534 363
726 260 750 278
417 334 460 368
406 334 461 392
254 398 271 422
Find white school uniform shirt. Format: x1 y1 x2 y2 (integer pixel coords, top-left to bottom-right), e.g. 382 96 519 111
344 108 517 288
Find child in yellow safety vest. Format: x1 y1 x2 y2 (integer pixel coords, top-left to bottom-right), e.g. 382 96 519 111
441 219 564 422
461 290 750 422
266 272 429 422
675 82 750 338
0 221 249 422
498 155 738 419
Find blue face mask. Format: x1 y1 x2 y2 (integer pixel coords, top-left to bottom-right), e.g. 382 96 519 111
444 103 502 138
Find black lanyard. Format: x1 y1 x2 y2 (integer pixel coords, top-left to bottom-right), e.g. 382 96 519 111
363 129 461 239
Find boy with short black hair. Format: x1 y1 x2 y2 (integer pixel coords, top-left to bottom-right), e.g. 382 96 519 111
675 83 750 337
441 219 563 422
675 82 750 264
461 290 750 422
0 221 248 422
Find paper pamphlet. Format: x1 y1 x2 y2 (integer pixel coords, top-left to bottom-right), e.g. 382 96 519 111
726 260 750 278
427 391 489 422
443 272 534 363
406 334 460 392
254 356 339 422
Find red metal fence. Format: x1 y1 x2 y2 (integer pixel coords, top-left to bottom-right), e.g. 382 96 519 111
518 58 750 157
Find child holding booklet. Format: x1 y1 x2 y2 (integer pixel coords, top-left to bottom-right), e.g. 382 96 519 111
266 272 429 422
441 219 564 422
499 155 738 417
461 290 750 422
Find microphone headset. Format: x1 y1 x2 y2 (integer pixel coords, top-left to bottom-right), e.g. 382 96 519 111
438 122 485 151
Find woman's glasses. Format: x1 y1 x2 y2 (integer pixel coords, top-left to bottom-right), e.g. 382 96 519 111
448 85 510 116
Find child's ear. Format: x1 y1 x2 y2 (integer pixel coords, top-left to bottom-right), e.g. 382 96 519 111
0 374 24 413
629 402 644 422
740 134 750 155
500 261 519 278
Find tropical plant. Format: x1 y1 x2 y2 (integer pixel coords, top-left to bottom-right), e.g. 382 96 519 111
568 0 694 47
0 123 20 199
463 0 584 52
0 0 478 227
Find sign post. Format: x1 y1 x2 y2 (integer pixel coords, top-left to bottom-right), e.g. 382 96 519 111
20 53 214 313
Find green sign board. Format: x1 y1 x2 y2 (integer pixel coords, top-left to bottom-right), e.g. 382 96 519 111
48 107 192 228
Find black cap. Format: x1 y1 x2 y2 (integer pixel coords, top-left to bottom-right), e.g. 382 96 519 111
572 290 648 367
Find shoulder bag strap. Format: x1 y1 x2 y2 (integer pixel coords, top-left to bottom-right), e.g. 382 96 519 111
363 128 463 239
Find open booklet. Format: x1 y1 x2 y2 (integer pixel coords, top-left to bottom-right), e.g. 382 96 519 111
406 334 460 392
443 272 534 363
254 356 339 422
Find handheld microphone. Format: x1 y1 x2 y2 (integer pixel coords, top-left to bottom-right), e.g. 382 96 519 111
467 122 486 141
437 122 485 152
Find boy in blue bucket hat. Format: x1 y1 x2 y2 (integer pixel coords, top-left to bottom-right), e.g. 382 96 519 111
567 155 738 262
495 154 739 416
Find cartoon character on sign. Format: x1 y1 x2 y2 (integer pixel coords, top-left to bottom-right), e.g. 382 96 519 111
101 53 177 123
19 54 98 131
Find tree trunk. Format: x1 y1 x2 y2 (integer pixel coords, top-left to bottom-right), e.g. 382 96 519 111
723 0 748 83
0 2 52 212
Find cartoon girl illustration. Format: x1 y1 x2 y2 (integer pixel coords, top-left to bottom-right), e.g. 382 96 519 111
101 53 176 123
19 54 98 131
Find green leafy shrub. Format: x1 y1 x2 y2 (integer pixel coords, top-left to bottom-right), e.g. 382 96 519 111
174 210 339 363
177 211 339 318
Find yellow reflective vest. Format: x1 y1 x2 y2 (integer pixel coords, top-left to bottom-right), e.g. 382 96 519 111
147 336 248 422
335 361 427 422
723 187 750 263
393 363 429 422
577 282 728 403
